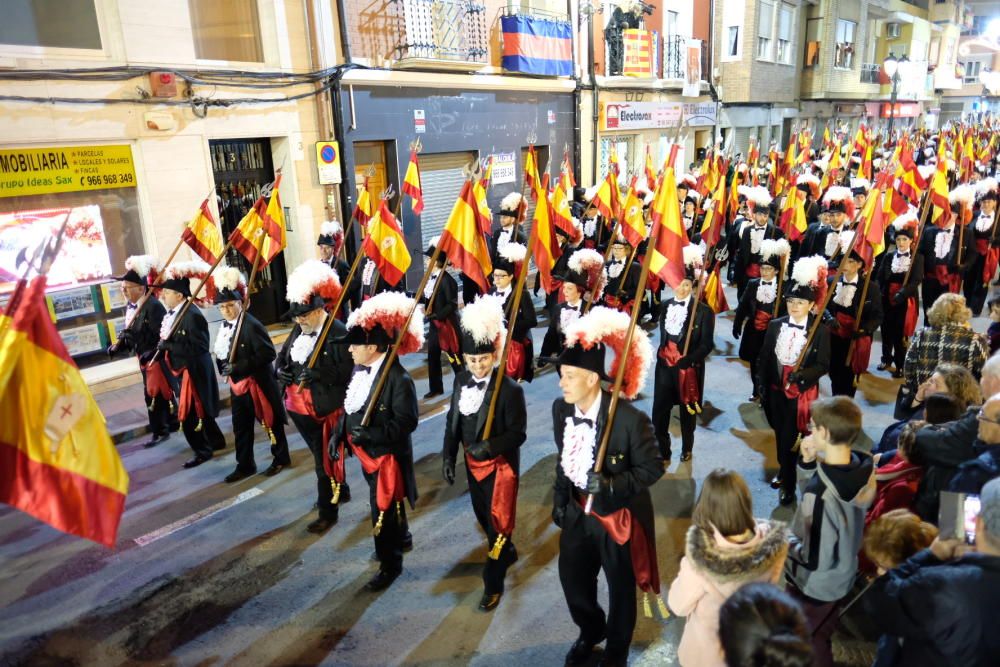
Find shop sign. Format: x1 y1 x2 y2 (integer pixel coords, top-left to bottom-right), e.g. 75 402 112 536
880 102 921 118
683 102 717 127
0 145 136 198
315 141 342 185
414 109 426 134
489 152 517 185
602 101 715 131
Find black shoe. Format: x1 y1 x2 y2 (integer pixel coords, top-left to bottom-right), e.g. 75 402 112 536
340 485 352 504
770 475 782 490
402 531 413 552
423 390 443 399
748 393 760 403
892 370 904 379
597 654 627 667
212 442 226 451
224 468 255 483
662 454 671 467
143 433 170 448
478 592 502 612
263 462 286 477
877 362 891 371
779 488 796 506
680 450 692 462
565 634 605 666
364 568 400 592
183 455 211 469
307 516 337 533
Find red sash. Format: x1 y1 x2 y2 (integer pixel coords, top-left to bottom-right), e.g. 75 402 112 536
286 385 342 484
832 311 856 340
575 496 660 595
985 247 1000 285
851 336 872 375
229 376 275 429
465 452 518 537
781 366 818 433
321 407 346 489
928 265 961 293
603 294 634 313
142 358 174 401
753 309 772 332
166 354 204 424
888 284 918 337
975 237 990 255
505 339 527 380
348 435 404 513
658 340 701 404
745 263 761 278
433 319 460 355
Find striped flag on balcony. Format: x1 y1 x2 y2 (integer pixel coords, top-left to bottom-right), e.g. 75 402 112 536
623 29 653 77
501 15 572 77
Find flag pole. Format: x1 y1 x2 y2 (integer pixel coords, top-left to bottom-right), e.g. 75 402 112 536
773 253 787 317
227 237 264 364
901 190 932 288
845 261 875 366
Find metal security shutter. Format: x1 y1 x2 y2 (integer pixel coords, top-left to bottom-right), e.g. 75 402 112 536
732 127 753 157
418 151 476 247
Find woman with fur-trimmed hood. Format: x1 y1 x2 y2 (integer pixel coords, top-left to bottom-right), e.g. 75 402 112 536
668 469 788 667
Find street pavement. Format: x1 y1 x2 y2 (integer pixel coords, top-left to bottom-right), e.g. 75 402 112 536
2 283 977 667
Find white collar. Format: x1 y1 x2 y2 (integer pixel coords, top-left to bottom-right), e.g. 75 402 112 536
789 314 808 327
362 352 387 376
574 395 601 422
566 299 582 309
674 295 691 306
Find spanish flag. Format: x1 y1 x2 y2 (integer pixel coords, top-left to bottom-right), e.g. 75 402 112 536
591 171 621 222
700 176 726 247
854 183 888 267
402 150 424 215
644 145 657 190
363 199 411 286
702 264 729 314
439 180 493 293
930 144 952 227
0 276 129 547
472 163 493 235
778 180 808 242
551 165 577 240
530 174 560 293
182 198 224 263
353 176 375 230
524 146 540 201
230 175 287 267
648 148 687 289
620 176 648 247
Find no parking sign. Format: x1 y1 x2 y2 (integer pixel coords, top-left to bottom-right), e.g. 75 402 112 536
315 141 342 184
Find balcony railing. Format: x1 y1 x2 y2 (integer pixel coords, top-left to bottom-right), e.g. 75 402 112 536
392 0 488 65
860 63 881 84
664 34 683 79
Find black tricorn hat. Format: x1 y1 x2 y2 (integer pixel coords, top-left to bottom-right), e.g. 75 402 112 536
334 322 393 346
786 281 818 301
493 255 516 274
283 293 326 318
114 268 145 285
157 277 191 298
461 331 496 355
214 288 242 304
538 342 610 381
556 267 589 290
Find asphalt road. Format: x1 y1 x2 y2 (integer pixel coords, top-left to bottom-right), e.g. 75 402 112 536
1 283 958 667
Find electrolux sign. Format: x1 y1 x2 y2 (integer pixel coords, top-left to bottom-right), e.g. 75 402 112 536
602 101 715 131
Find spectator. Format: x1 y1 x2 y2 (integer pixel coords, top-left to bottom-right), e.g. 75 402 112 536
910 354 1000 521
877 364 978 453
784 396 875 667
903 293 988 389
667 470 789 667
862 478 1000 666
862 510 939 666
987 296 1000 356
866 420 930 533
718 582 813 667
948 393 1000 494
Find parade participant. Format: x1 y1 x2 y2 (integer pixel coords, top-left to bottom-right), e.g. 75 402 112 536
545 248 605 357
537 223 583 363
107 255 178 447
825 232 882 397
212 265 289 482
878 212 923 377
851 178 870 227
316 218 349 287
490 192 526 264
725 184 752 284
653 245 715 463
276 260 354 533
581 187 603 250
677 173 698 207
965 178 999 315
603 234 639 313
756 256 831 505
420 237 461 399
682 196 702 242
920 184 976 319
489 242 536 382
441 295 526 611
797 186 854 266
734 186 782 301
800 173 822 224
335 291 421 592
155 261 226 468
733 239 790 401
546 306 661 667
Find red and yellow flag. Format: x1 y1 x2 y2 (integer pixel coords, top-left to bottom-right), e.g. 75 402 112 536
700 174 726 246
524 146 540 201
648 147 687 289
778 180 808 242
402 150 424 215
530 174 561 293
362 199 412 286
229 175 287 268
0 277 129 547
645 145 657 190
620 176 648 247
930 144 952 227
591 171 622 222
853 184 888 267
702 264 729 314
472 159 493 234
439 180 493 293
551 162 578 241
353 177 375 230
182 198 223 263
897 147 927 206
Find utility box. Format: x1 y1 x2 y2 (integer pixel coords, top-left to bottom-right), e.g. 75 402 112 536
149 71 178 98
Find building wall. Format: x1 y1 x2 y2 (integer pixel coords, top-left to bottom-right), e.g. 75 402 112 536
715 0 801 104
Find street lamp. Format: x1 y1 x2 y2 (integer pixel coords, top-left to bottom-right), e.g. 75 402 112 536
883 54 911 139
981 69 1000 118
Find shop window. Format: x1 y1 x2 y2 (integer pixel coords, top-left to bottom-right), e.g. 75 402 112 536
0 0 101 50
834 19 856 70
189 0 264 63
600 136 633 185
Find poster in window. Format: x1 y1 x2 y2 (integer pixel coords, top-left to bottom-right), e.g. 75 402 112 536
683 39 702 97
60 323 104 356
0 204 114 293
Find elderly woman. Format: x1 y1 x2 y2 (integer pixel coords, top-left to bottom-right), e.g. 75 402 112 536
903 293 988 389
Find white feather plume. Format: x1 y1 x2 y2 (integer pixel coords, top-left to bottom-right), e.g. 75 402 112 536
976 178 999 199
838 230 857 254
812 157 829 173
760 238 790 261
563 305 653 400
746 186 773 208
682 243 704 267
347 290 425 354
797 173 820 187
214 264 246 293
791 254 827 286
918 164 937 181
949 184 976 208
823 186 853 204
427 235 440 250
460 293 506 350
165 259 211 281
125 254 161 280
320 219 342 236
286 259 338 305
500 192 523 212
850 178 871 191
584 185 599 201
568 248 604 273
892 210 919 229
498 241 527 264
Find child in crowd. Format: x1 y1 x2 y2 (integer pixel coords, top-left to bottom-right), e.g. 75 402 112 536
718 582 813 667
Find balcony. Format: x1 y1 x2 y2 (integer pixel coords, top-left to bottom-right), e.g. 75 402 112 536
860 63 881 84
391 0 489 71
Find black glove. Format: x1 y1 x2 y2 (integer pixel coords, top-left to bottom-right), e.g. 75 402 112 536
442 458 455 485
787 371 803 386
328 440 341 461
106 343 118 357
297 367 321 385
425 312 439 321
350 425 375 446
219 362 234 376
139 350 155 365
675 356 693 369
467 441 491 461
732 324 741 339
851 330 866 340
156 339 172 353
277 367 296 386
117 329 134 350
586 471 612 496
552 505 567 528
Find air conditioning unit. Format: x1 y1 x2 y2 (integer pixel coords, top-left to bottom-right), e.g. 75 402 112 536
886 22 901 39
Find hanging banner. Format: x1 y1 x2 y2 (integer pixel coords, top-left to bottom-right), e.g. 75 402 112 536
682 39 703 97
0 145 136 198
623 29 654 77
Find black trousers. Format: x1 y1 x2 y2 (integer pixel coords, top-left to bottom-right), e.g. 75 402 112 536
289 411 347 521
231 391 290 472
880 298 908 369
141 364 178 437
181 413 225 459
651 360 698 458
426 324 461 394
921 277 948 321
364 465 404 574
558 502 636 659
964 252 989 315
539 292 562 359
466 466 517 595
738 325 768 396
764 389 801 494
828 334 857 398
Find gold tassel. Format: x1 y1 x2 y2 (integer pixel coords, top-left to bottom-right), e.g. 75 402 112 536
168 400 176 415
195 418 203 432
685 404 696 415
657 595 670 619
488 534 507 560
148 397 155 413
643 592 653 618
331 480 341 505
373 510 384 536
396 501 403 524
263 423 276 445
792 433 802 453
694 401 702 414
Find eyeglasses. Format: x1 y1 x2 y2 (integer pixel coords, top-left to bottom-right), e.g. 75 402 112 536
976 409 1000 425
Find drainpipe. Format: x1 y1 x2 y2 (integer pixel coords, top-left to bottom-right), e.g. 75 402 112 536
589 9 600 184
570 0 582 180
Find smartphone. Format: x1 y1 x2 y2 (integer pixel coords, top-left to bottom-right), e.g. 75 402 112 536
939 491 981 545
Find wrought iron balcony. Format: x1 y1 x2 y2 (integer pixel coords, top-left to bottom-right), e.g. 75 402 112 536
392 0 489 67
